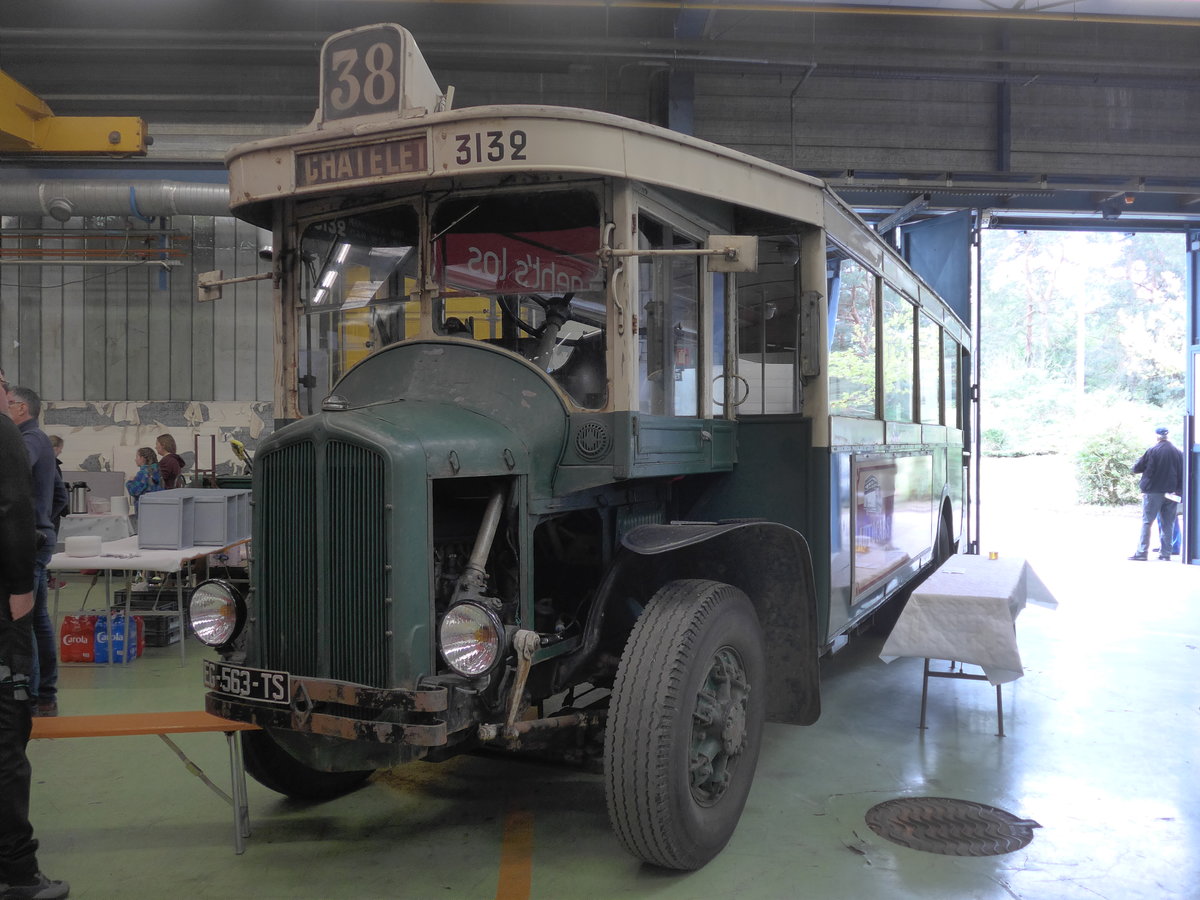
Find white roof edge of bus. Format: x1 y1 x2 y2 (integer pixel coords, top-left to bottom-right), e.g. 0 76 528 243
227 101 966 332
224 103 826 191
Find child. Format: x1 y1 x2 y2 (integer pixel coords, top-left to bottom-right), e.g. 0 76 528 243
125 447 162 511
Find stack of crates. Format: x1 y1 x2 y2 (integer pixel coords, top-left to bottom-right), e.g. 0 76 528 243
112 587 192 646
137 488 250 549
137 493 195 549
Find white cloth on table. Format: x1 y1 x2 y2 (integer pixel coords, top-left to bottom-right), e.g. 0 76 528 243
879 555 1056 685
48 535 245 573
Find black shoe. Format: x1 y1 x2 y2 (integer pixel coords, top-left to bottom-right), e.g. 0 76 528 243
1 872 70 899
1128 553 1147 561
33 701 58 717
1159 555 1172 561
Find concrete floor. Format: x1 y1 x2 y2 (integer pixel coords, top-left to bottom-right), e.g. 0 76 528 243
26 458 1200 899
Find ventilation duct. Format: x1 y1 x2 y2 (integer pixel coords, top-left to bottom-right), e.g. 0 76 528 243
0 180 231 221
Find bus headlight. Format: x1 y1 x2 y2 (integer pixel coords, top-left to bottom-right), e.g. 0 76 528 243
189 580 245 647
439 602 505 677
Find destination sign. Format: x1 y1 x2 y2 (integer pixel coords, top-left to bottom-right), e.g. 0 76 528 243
438 227 600 294
296 137 428 188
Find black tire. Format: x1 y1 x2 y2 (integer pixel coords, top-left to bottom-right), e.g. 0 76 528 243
604 579 767 870
242 729 373 802
934 514 955 566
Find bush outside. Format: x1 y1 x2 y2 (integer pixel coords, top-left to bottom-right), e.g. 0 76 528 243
1075 428 1145 506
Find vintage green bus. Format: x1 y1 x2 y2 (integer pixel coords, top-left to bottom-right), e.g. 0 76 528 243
191 23 970 870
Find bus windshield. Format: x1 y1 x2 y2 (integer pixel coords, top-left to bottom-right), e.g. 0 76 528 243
300 206 419 313
430 188 608 410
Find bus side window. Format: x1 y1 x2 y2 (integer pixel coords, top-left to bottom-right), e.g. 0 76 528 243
637 217 701 417
918 311 941 424
828 259 877 418
882 286 915 422
735 237 804 415
945 337 962 430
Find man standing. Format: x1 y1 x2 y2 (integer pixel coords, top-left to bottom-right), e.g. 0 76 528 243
0 377 70 899
3 386 60 716
1129 426 1184 561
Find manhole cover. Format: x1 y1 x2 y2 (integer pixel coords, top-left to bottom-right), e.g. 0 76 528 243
865 797 1040 857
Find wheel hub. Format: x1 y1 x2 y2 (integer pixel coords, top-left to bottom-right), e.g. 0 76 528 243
689 646 751 806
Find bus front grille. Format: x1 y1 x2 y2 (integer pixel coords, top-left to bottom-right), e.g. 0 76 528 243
256 439 390 688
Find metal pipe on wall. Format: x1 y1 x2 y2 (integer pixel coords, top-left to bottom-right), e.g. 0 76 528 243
0 180 230 221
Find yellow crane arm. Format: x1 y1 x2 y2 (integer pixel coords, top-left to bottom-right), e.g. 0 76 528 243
0 69 148 156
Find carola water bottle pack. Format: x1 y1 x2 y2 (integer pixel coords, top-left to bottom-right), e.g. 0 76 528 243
59 614 145 663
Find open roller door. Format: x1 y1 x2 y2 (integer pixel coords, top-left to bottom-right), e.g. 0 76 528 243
901 209 978 553
1186 230 1200 564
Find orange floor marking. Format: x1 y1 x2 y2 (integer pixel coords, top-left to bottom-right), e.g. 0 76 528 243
494 806 534 900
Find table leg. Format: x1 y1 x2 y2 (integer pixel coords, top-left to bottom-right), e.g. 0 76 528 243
226 731 251 854
122 567 139 665
104 570 113 667
176 575 187 666
919 658 930 730
995 684 1005 738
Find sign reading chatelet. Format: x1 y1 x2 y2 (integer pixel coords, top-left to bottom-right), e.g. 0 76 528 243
296 137 428 188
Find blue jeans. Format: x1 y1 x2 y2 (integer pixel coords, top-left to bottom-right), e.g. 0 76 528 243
29 546 56 704
1138 493 1178 558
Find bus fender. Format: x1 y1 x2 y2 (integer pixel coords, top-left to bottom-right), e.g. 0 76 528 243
612 521 821 726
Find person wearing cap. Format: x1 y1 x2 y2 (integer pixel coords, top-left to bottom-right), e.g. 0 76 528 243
1129 426 1184 561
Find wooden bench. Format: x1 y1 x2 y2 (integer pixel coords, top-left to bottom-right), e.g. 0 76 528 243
31 711 260 854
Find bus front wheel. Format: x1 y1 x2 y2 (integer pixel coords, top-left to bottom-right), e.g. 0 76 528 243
604 579 766 870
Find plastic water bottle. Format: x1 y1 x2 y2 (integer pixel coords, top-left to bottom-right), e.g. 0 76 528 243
94 615 109 663
58 616 78 663
109 613 127 663
79 615 97 662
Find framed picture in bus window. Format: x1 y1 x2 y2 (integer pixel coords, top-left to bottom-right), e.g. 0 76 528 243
852 455 934 600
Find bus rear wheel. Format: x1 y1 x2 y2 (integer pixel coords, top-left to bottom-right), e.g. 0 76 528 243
243 729 373 801
604 579 766 870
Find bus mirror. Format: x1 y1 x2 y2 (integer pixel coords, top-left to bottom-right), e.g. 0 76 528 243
197 268 273 303
707 235 758 273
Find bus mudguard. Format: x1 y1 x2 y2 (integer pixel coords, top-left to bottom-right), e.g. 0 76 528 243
612 520 821 726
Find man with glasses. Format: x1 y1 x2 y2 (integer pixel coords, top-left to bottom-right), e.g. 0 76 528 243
2 384 64 718
0 376 70 898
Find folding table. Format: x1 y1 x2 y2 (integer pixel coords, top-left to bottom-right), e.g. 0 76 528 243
879 554 1057 735
49 535 249 665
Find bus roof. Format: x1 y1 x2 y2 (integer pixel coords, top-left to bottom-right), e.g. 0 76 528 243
225 97 964 332
226 103 828 229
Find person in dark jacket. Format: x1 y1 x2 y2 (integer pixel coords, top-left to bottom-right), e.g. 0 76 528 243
46 437 68 535
4 386 60 717
0 376 70 900
155 434 187 490
1129 426 1184 561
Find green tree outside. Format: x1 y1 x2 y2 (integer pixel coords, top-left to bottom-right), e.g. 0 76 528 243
979 229 1186 504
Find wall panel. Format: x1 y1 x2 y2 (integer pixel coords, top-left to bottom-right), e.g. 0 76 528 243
0 216 273 407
